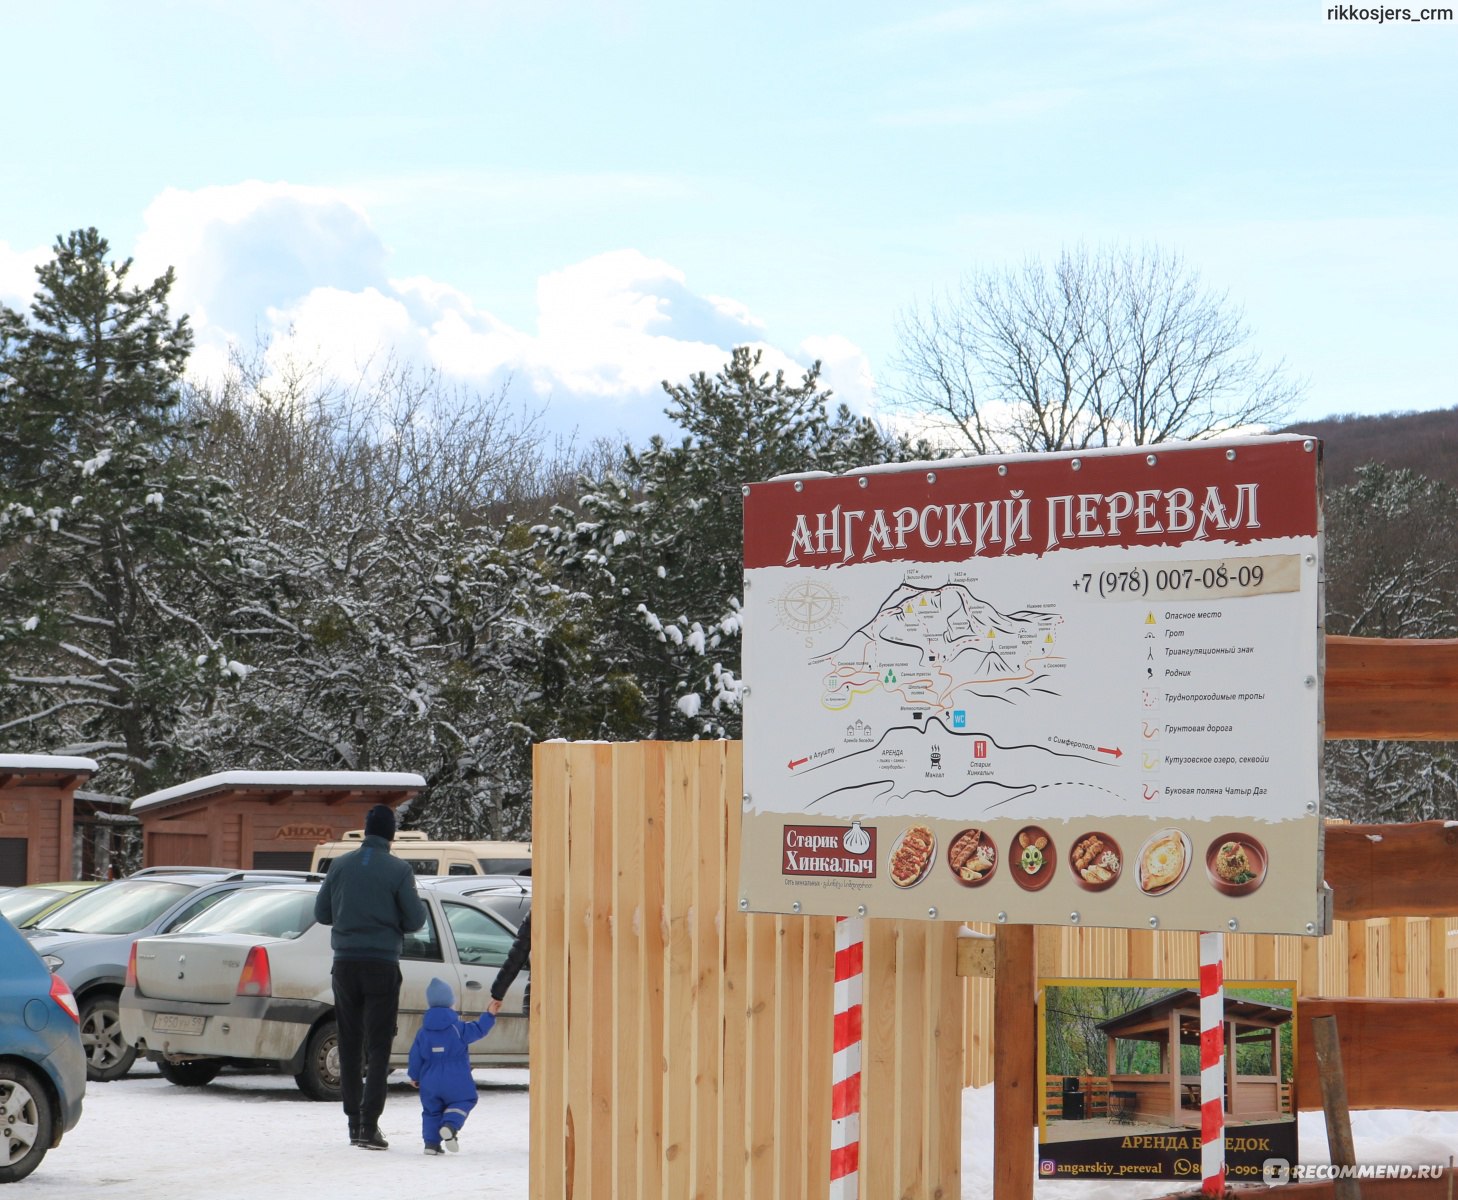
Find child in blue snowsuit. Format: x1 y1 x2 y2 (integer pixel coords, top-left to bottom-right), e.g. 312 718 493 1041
408 977 496 1154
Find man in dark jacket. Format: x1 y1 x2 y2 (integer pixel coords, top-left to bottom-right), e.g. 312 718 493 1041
485 910 531 1015
314 804 427 1150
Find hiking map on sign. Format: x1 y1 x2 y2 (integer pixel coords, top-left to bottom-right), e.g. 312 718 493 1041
739 436 1327 935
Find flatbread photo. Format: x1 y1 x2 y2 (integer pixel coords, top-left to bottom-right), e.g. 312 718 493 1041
1136 829 1191 896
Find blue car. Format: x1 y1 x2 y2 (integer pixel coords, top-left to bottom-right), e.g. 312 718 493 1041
0 915 85 1183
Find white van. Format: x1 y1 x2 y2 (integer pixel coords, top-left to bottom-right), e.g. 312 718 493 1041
311 830 531 877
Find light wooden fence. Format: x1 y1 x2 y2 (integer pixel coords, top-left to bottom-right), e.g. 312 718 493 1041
529 739 965 1200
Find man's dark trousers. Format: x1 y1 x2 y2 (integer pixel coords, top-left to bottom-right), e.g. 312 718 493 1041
333 959 403 1130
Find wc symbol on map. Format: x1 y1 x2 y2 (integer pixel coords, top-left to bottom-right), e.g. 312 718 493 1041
952 710 966 729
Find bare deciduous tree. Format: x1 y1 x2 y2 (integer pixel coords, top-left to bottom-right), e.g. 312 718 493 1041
892 244 1303 453
182 343 619 535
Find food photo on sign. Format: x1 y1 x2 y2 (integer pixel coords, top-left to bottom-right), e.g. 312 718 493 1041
1036 980 1298 1184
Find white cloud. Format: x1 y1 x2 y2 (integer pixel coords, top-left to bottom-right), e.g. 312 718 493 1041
529 250 772 397
264 285 425 376
800 334 878 418
0 241 47 311
10 183 879 448
132 182 386 334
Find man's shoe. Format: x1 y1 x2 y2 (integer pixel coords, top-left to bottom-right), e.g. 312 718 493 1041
357 1126 389 1151
348 1119 362 1146
424 1144 444 1156
441 1125 459 1153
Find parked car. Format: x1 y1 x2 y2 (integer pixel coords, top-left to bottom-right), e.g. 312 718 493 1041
0 882 104 929
0 910 85 1183
420 873 532 931
119 877 529 1101
24 868 322 1081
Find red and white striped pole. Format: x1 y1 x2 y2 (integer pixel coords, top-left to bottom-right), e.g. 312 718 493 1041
1199 930 1226 1196
831 915 864 1200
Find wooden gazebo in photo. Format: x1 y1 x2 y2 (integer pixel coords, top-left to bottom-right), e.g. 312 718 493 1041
1096 989 1290 1126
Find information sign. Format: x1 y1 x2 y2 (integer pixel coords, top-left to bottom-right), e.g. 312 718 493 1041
740 437 1326 933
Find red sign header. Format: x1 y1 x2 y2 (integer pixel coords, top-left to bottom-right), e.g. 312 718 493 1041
744 439 1319 570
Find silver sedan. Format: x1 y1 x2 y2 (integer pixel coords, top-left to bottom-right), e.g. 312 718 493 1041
118 879 528 1100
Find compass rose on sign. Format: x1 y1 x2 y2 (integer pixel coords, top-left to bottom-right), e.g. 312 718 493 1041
773 580 844 645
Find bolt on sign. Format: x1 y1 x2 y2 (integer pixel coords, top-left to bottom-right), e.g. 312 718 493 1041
739 437 1329 935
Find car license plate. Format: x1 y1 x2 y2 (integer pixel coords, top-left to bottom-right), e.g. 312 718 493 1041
152 1013 205 1034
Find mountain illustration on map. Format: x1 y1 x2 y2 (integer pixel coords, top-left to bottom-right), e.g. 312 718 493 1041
786 580 1126 821
812 581 1061 709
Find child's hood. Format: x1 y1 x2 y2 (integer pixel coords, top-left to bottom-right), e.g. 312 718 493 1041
421 1005 461 1032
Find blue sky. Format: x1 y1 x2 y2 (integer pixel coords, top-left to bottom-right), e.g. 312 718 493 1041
2 0 1454 447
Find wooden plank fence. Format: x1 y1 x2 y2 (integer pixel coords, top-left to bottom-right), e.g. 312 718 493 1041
530 739 965 1200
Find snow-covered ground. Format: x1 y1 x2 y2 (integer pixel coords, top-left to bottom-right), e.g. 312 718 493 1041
25 1063 531 1198
22 1065 1458 1198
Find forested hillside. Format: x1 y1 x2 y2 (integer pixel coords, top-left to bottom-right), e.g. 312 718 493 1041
1284 406 1458 491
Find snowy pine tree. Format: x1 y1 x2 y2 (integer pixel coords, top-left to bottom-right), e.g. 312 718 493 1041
0 229 251 795
537 347 930 739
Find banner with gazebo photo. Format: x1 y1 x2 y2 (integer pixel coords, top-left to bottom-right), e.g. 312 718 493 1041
1037 979 1298 1183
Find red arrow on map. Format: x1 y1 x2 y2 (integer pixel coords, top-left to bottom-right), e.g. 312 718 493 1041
1097 746 1124 759
788 757 809 770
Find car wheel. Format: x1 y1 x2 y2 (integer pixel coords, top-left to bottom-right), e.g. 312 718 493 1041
79 993 137 1082
156 1058 223 1087
0 1062 56 1183
294 1018 341 1102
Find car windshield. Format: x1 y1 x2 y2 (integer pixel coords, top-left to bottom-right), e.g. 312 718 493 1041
0 887 74 926
173 888 317 938
30 879 194 934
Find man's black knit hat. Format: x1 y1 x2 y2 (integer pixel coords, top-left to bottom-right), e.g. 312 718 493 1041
364 804 396 841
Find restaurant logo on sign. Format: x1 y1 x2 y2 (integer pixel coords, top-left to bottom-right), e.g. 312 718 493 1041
782 823 877 878
275 824 333 842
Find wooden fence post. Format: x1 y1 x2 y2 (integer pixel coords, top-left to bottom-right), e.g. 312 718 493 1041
1311 1014 1361 1200
994 924 1037 1199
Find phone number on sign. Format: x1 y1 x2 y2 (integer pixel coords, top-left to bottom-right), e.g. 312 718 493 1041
1076 554 1301 602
